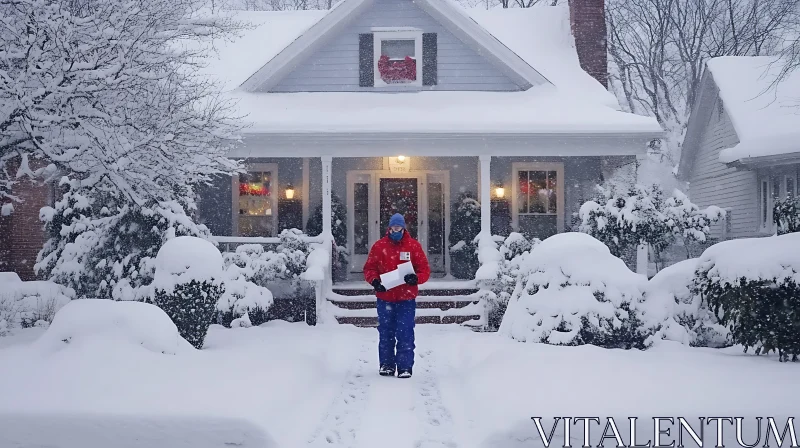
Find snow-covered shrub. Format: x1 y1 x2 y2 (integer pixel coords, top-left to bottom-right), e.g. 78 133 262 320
641 258 730 347
37 181 211 302
152 236 224 349
306 194 348 280
217 229 316 326
773 198 800 235
36 299 194 355
693 233 800 361
483 233 540 330
579 184 723 271
499 232 652 349
449 192 481 279
0 273 73 333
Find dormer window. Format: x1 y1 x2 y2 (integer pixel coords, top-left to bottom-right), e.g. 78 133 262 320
372 28 423 87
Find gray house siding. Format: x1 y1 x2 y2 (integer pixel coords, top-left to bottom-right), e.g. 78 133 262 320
269 0 520 92
688 97 759 239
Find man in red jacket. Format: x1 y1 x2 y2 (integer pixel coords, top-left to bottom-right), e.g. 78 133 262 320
363 213 430 378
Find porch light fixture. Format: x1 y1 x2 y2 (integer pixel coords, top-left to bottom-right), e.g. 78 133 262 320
285 184 295 200
495 186 505 198
397 155 406 163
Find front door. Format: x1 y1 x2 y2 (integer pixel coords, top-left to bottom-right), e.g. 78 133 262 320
380 178 419 238
347 171 448 276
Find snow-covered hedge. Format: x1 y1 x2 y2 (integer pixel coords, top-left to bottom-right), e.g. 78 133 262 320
693 233 800 361
152 236 224 349
640 258 730 347
0 273 73 335
36 299 194 355
499 232 652 349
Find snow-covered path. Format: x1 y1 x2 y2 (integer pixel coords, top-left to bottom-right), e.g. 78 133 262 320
1 322 800 448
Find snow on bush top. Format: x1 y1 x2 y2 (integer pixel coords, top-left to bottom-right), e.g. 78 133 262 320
36 299 194 355
696 232 800 285
520 232 646 305
153 236 223 293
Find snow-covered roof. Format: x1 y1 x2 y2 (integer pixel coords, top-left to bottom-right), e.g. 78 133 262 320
707 56 800 163
200 5 662 137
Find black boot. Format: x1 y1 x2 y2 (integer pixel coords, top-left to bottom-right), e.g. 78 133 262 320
379 365 395 376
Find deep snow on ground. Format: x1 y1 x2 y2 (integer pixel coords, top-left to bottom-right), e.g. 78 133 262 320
1 323 798 448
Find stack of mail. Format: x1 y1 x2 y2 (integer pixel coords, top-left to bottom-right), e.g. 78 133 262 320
379 262 415 290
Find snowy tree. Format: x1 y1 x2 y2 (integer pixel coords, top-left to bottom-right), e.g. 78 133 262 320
0 0 242 209
773 197 800 235
36 178 212 301
579 184 723 271
606 0 797 168
449 192 481 279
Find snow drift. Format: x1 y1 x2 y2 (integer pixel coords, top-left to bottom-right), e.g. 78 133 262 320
35 299 194 355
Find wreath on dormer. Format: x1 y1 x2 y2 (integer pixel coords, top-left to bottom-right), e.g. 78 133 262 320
378 54 416 83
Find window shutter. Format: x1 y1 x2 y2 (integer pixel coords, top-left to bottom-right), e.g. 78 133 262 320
359 33 374 87
422 33 437 86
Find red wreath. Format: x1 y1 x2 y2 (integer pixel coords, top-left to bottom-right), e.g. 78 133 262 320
378 54 416 83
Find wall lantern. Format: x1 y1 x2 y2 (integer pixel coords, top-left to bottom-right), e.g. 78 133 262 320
494 186 505 199
285 184 295 200
397 155 406 163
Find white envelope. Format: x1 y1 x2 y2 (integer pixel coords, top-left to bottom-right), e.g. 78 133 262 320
379 262 416 290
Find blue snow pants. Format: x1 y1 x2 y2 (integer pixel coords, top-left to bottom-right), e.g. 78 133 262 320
376 298 416 371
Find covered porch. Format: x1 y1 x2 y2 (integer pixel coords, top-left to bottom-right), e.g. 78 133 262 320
198 132 652 326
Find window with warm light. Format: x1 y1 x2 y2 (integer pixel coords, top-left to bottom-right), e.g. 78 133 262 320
238 170 274 237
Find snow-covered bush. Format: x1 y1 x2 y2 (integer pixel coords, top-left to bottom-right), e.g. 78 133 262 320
773 198 800 235
693 233 800 361
641 259 730 347
579 184 723 271
449 192 481 279
36 299 194 355
37 181 211 302
482 233 540 330
0 273 73 333
499 232 652 349
152 236 224 349
217 229 315 326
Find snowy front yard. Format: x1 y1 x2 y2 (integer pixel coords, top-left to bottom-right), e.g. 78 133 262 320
1 322 798 448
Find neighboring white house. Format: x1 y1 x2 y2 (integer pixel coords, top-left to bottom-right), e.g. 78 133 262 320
194 0 662 281
678 56 800 239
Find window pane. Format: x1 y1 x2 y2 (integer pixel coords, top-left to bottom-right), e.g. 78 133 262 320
529 171 547 213
762 180 768 224
547 171 557 214
517 170 528 214
378 39 416 83
428 183 444 255
238 171 273 237
354 183 369 254
381 39 415 59
787 177 795 199
772 176 781 201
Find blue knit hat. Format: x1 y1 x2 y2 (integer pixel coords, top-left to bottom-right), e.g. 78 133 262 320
388 213 406 229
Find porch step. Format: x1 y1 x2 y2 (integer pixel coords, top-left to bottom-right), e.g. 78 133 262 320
332 288 480 297
328 293 483 328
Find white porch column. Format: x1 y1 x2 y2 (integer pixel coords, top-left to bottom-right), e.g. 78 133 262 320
479 155 491 235
321 156 333 241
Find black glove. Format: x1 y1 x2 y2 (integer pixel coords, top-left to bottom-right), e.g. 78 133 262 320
404 273 418 286
371 279 387 292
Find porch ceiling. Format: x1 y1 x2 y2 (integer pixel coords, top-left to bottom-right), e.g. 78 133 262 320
227 132 662 158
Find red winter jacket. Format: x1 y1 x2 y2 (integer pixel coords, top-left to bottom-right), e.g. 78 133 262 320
363 230 431 302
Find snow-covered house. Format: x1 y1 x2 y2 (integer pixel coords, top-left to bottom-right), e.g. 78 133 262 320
195 0 661 276
677 56 800 239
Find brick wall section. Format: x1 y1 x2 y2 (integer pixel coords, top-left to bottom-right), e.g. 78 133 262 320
568 0 608 89
0 161 52 280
